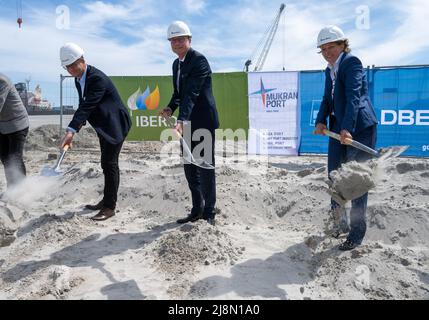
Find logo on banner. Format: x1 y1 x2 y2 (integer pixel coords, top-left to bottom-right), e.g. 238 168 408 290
250 77 298 112
250 78 276 108
380 110 429 126
127 86 160 111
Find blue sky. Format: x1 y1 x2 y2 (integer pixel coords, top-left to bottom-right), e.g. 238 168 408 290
1 0 429 107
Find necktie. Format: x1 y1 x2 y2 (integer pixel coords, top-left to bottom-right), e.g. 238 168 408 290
177 61 182 92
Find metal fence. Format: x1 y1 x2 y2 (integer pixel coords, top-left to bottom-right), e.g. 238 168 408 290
59 75 79 135
59 63 429 157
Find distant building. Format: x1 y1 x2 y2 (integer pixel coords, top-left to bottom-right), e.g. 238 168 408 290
14 81 75 115
14 82 55 113
15 82 28 108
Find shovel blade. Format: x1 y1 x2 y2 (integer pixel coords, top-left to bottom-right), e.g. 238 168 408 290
378 145 409 160
40 145 69 177
182 156 215 170
194 160 215 170
41 166 62 177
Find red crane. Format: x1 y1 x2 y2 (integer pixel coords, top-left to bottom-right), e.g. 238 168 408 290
17 0 23 28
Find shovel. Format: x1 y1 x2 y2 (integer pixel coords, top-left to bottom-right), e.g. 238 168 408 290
323 129 409 160
164 117 215 170
41 145 70 177
175 130 215 170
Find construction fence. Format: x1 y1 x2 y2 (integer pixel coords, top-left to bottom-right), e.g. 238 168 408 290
60 65 428 158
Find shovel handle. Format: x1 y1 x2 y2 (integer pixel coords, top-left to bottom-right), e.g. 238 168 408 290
323 129 353 145
171 128 195 162
323 129 380 157
170 126 215 170
54 145 69 171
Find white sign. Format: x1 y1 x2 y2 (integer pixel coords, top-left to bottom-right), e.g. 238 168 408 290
248 72 301 155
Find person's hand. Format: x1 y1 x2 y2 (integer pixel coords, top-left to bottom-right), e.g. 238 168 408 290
159 107 172 119
313 123 327 135
174 122 183 136
340 129 353 145
60 131 74 149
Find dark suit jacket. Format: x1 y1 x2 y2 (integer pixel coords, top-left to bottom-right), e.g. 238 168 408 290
69 65 131 144
316 53 377 134
167 48 219 130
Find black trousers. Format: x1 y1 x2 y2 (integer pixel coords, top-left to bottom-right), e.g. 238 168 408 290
328 124 377 244
98 135 124 210
0 127 29 188
183 129 216 218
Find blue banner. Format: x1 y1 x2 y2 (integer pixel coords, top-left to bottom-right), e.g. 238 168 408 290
299 66 429 157
371 67 429 157
299 71 327 154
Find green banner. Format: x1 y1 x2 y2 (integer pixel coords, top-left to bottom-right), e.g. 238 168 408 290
111 72 249 141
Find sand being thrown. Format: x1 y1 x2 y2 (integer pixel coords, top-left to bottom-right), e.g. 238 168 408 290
0 176 59 247
3 176 59 209
329 160 382 202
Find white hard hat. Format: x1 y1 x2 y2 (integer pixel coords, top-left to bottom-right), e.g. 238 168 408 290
317 25 347 48
167 21 192 40
60 42 84 67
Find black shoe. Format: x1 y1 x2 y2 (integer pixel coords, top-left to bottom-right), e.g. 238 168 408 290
85 201 104 211
177 212 203 224
339 239 359 251
205 217 215 226
331 226 350 239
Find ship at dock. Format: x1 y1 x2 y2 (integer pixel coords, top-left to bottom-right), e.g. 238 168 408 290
14 82 75 116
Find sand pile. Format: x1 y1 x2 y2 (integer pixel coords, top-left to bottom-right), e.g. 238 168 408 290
153 222 242 275
0 202 29 247
26 125 99 151
151 221 243 297
0 213 94 299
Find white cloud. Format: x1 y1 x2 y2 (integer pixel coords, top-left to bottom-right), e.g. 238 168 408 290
183 0 206 14
83 1 131 18
356 0 429 66
193 1 350 72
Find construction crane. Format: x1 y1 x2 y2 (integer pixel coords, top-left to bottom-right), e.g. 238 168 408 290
244 3 286 72
16 0 23 28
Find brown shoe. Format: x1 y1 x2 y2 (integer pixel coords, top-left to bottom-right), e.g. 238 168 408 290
85 200 104 211
91 208 115 221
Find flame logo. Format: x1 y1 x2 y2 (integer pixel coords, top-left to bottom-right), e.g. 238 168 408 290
127 86 160 111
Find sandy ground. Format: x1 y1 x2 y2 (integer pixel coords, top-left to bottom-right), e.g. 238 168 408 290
0 125 428 300
28 115 74 130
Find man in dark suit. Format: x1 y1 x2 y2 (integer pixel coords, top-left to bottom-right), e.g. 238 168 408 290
59 43 131 221
160 21 219 226
313 26 378 250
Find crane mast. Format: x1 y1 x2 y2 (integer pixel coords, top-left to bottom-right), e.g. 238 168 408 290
245 3 286 72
